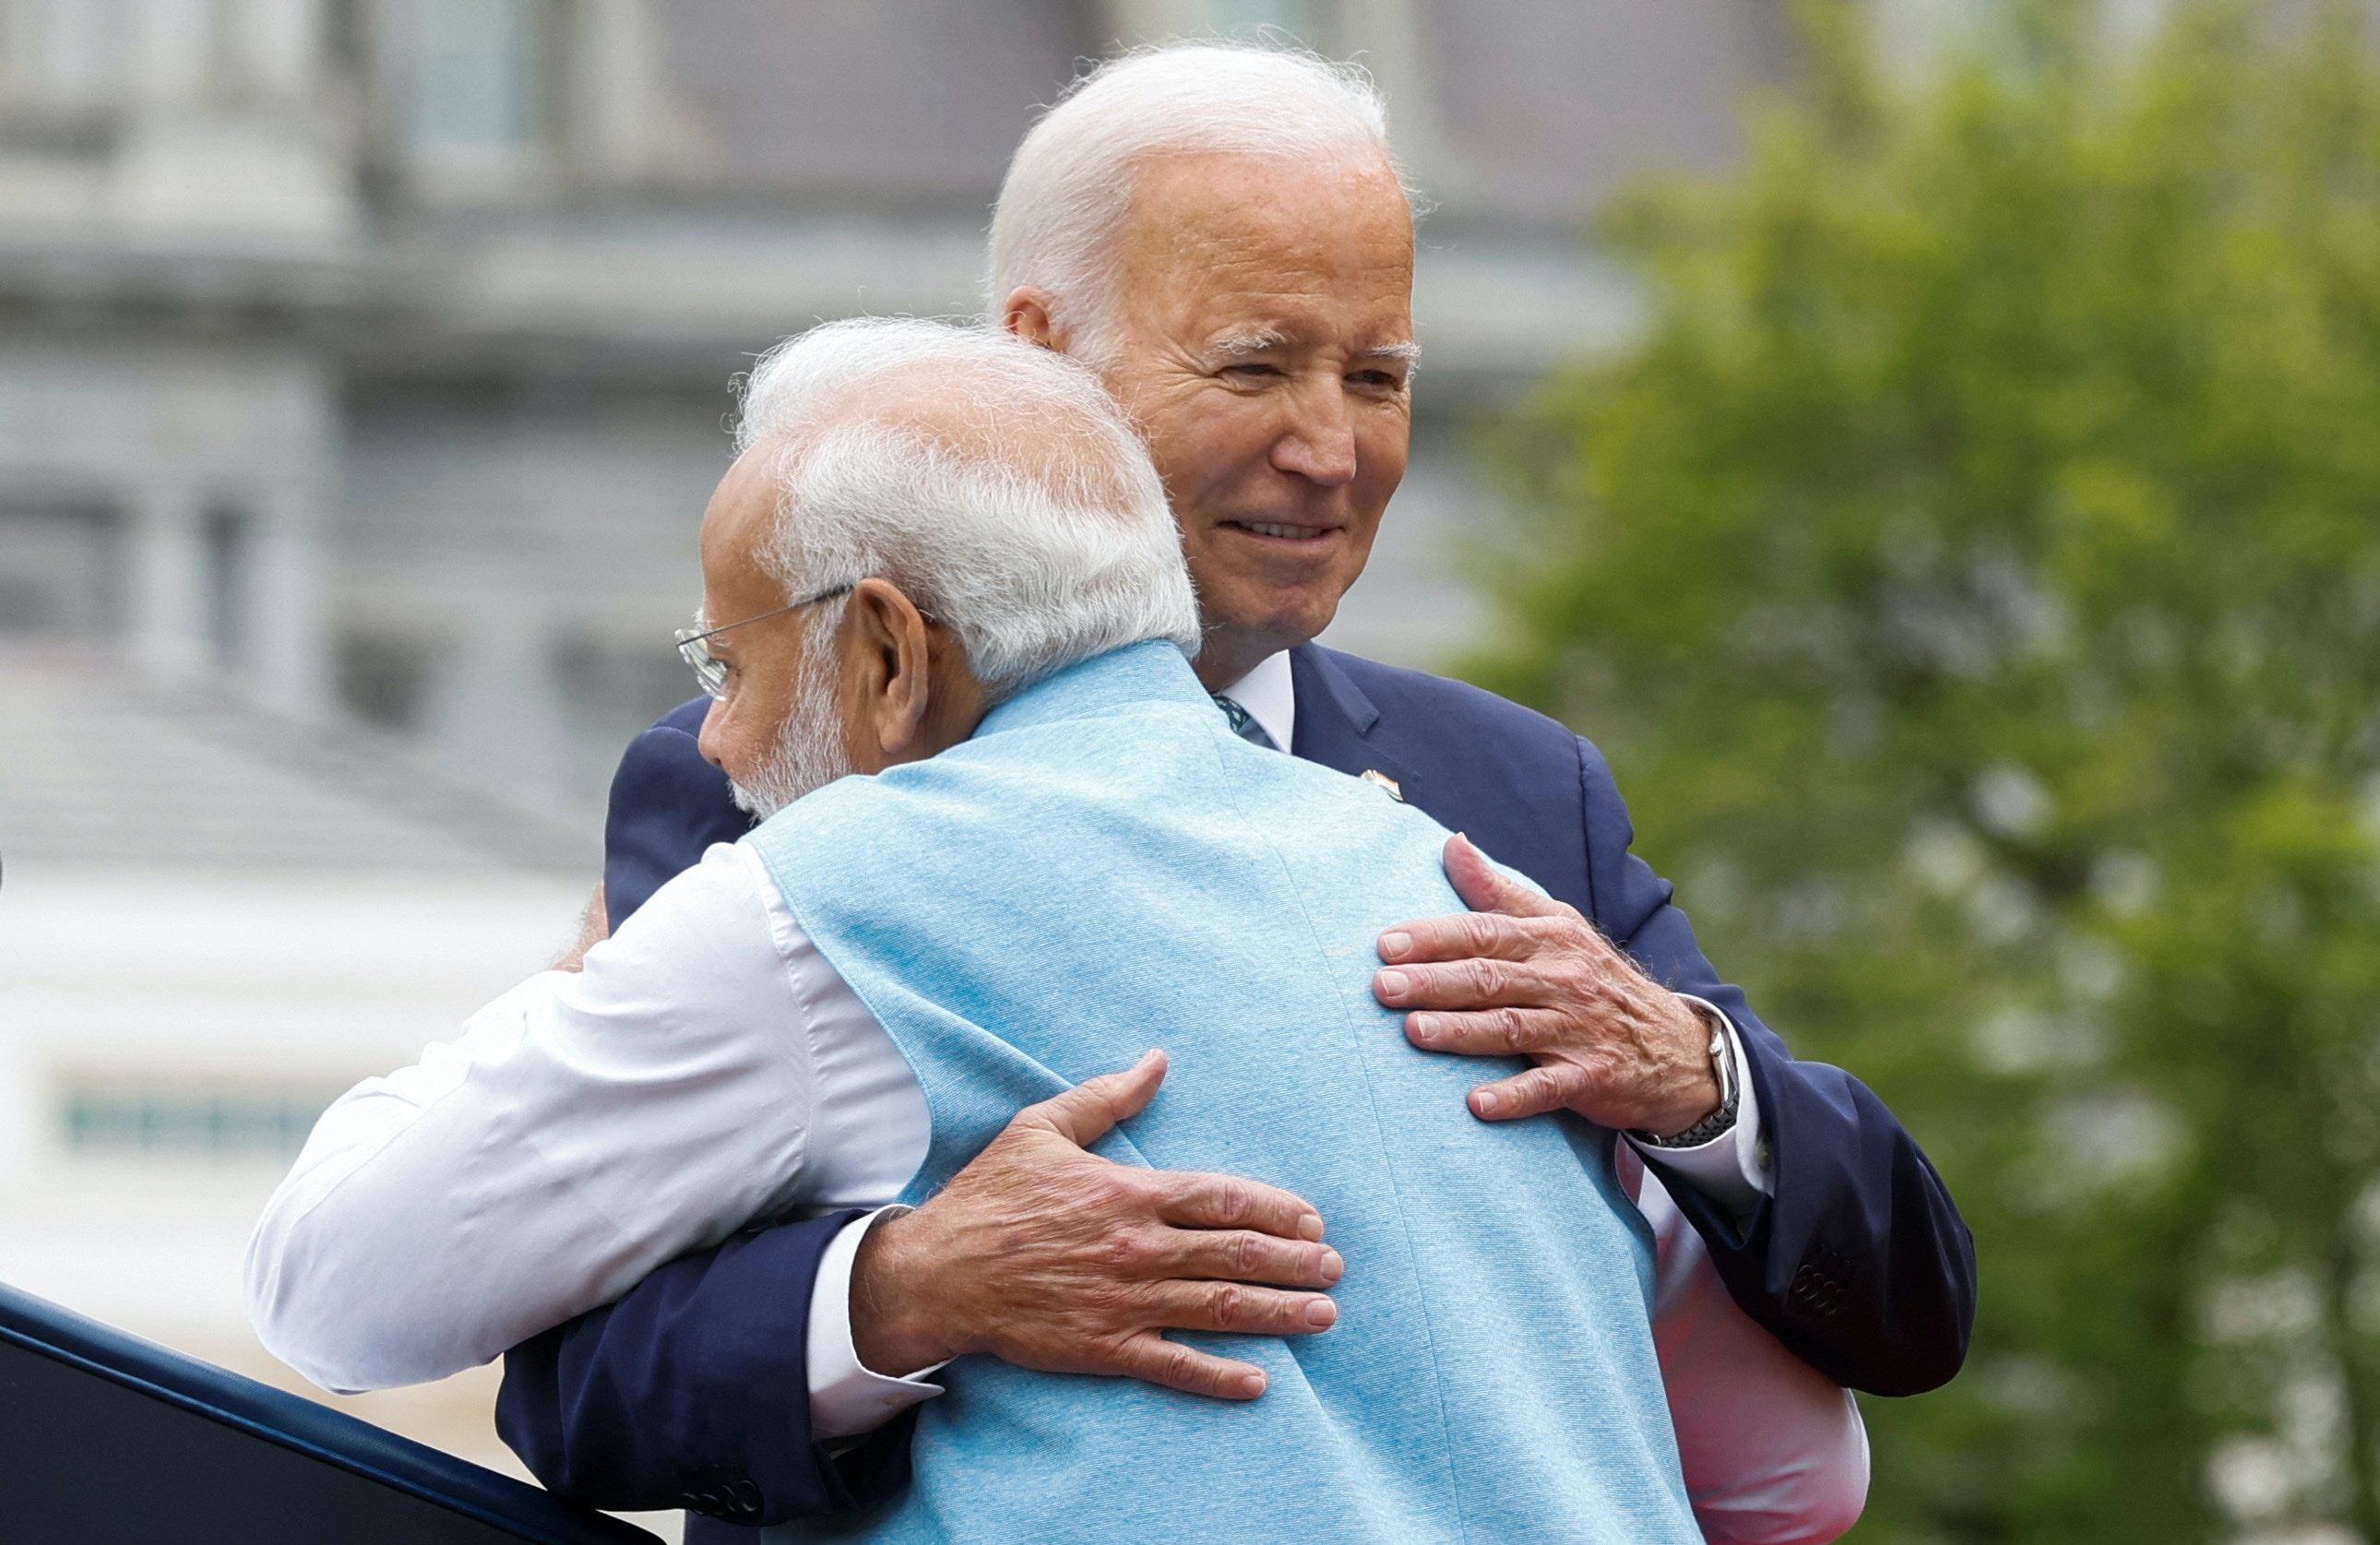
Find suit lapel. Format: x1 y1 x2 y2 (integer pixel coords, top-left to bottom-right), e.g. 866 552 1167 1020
1289 645 1420 799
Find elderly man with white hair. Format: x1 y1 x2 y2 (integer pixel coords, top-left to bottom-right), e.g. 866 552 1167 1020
252 316 1859 1545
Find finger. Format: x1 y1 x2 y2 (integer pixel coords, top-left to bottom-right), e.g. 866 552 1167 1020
1468 1062 1589 1122
1402 1005 1574 1058
1444 833 1568 920
1376 907 1544 970
1156 1228 1345 1289
1143 1279 1339 1337
1014 1050 1167 1148
1152 1171 1326 1242
1375 955 1574 1013
1110 1331 1273 1401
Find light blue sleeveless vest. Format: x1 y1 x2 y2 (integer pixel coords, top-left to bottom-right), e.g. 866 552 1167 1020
746 642 1697 1545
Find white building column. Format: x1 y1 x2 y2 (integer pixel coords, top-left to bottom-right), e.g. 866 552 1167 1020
127 483 209 681
247 489 329 717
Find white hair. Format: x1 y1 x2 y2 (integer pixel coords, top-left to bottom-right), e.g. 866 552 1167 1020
985 42 1411 363
732 317 1200 705
726 634 849 818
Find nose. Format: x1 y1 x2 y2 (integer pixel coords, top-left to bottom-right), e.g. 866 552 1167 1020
1269 376 1358 489
696 697 731 769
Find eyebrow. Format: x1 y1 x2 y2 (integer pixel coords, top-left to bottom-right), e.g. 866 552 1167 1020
1208 329 1291 359
1205 332 1422 366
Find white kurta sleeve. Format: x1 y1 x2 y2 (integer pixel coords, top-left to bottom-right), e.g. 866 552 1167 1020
244 842 819 1395
1623 1146 1871 1545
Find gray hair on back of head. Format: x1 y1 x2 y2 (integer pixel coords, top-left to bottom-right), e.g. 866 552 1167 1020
985 42 1412 366
733 316 1201 696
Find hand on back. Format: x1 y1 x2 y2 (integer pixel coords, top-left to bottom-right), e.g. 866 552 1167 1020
850 1051 1342 1400
1374 835 1721 1138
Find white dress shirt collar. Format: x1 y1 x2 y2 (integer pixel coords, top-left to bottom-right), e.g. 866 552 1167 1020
1217 649 1295 754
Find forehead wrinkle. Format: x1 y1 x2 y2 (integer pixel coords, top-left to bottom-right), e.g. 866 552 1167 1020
1118 150 1412 294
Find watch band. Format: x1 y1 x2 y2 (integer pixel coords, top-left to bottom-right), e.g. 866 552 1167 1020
1629 1004 1739 1150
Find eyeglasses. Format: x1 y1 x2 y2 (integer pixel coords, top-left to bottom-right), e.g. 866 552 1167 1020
673 583 855 700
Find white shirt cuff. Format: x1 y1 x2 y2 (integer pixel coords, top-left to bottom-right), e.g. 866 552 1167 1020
805 1206 948 1441
1623 997 1773 1218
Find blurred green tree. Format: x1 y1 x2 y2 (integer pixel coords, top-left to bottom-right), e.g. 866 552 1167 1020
1473 4 2380 1539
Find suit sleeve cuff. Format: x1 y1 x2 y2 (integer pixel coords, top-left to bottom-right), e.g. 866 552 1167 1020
1624 997 1773 1217
805 1207 948 1442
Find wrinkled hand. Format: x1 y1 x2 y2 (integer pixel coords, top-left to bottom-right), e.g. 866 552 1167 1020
1374 834 1720 1135
850 1051 1342 1399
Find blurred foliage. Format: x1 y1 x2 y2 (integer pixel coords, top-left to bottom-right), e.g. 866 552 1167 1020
1472 3 2380 1539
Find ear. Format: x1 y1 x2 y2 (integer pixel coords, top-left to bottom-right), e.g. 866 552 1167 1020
1003 288 1062 351
844 578 937 767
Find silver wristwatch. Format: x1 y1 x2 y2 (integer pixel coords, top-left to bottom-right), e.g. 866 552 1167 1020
1629 1004 1738 1150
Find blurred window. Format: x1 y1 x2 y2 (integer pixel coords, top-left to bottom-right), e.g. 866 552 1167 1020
553 630 692 737
553 628 702 805
337 630 440 731
405 0 546 165
0 505 122 639
651 0 1085 198
204 505 250 671
61 1084 348 1159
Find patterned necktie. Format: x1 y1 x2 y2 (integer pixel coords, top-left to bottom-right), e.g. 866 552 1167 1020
1212 694 1280 752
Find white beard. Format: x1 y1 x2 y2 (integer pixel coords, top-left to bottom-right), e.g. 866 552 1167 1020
729 642 854 819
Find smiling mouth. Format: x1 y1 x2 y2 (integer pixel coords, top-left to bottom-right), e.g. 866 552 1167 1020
1225 520 1335 541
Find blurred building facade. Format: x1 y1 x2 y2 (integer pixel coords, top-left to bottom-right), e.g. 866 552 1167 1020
0 0 1786 813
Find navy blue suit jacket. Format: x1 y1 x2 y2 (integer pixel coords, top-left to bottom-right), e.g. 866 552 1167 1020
499 646 1976 1533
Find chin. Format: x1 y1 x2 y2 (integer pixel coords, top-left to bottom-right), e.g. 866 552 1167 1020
1200 557 1355 645
1279 575 1354 628
1228 599 1339 654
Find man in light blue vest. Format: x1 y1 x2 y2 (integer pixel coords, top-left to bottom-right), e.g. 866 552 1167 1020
249 316 1809 1541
